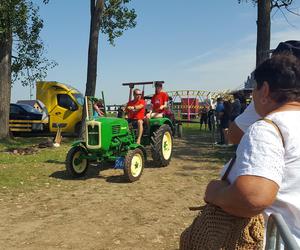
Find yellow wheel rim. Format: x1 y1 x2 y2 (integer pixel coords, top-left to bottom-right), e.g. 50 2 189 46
131 153 143 177
162 131 172 160
72 151 87 173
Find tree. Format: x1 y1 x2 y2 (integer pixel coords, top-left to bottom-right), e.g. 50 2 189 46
256 0 271 66
0 0 55 139
85 0 137 97
238 0 295 66
79 0 136 136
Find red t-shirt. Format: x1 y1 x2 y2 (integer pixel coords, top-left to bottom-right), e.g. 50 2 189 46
151 92 169 113
126 99 146 120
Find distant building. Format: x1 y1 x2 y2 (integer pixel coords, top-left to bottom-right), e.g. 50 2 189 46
244 72 255 90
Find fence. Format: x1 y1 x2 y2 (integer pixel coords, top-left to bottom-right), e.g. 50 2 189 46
265 213 299 250
9 119 47 132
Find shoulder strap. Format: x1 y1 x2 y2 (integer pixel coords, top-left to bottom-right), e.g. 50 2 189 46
221 118 284 182
260 118 285 148
221 154 236 181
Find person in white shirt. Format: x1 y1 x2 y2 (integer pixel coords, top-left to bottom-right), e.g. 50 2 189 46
228 100 260 144
204 53 300 247
228 40 300 145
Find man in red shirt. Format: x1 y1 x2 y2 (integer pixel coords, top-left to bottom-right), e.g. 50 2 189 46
147 82 169 118
126 88 146 144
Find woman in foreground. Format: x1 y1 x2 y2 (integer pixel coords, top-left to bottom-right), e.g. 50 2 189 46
204 53 300 246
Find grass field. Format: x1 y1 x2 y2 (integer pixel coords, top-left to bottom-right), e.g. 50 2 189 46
0 125 234 249
0 124 226 193
0 137 74 192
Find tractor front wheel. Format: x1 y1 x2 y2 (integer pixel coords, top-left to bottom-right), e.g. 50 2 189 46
151 124 173 167
124 148 145 182
66 146 89 177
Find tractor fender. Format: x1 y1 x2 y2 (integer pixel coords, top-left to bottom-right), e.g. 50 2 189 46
164 120 175 135
129 144 147 161
71 140 86 148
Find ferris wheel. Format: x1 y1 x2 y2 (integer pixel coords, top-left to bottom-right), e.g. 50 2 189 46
166 89 232 120
167 89 231 102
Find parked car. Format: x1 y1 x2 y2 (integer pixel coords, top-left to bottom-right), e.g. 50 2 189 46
17 100 49 120
10 103 43 120
9 103 46 132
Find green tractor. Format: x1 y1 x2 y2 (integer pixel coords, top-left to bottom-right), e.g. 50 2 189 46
65 81 175 182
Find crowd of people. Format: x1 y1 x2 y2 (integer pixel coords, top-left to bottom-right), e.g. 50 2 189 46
198 93 249 146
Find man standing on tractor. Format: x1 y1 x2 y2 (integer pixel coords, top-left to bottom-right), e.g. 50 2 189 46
126 88 146 144
147 82 169 118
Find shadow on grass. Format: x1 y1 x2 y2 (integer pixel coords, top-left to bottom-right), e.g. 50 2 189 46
145 159 161 169
49 162 134 184
173 131 235 164
104 159 159 183
49 163 106 180
105 175 129 184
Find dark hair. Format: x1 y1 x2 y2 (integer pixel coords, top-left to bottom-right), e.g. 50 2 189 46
223 100 232 115
254 53 300 103
95 100 103 107
233 92 240 99
273 40 300 59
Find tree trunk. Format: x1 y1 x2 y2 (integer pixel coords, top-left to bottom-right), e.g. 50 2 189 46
80 0 104 138
256 0 271 66
0 33 12 140
85 0 104 97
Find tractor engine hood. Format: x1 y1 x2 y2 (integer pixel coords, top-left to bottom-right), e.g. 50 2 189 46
85 117 129 150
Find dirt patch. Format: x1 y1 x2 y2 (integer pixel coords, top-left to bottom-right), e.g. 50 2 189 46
0 132 232 250
4 140 55 155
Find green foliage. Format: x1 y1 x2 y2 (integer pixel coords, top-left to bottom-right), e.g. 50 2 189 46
102 0 137 45
0 0 56 86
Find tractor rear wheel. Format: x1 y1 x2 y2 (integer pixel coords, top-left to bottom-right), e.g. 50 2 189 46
66 146 89 177
151 124 173 167
124 148 144 182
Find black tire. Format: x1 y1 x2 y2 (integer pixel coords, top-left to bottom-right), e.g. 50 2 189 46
177 123 183 138
124 148 145 182
66 146 89 177
151 124 173 167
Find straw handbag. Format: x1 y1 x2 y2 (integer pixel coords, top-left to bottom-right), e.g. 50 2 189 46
179 155 264 250
180 119 284 250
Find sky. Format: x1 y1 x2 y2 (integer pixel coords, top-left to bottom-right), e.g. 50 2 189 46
11 0 300 105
